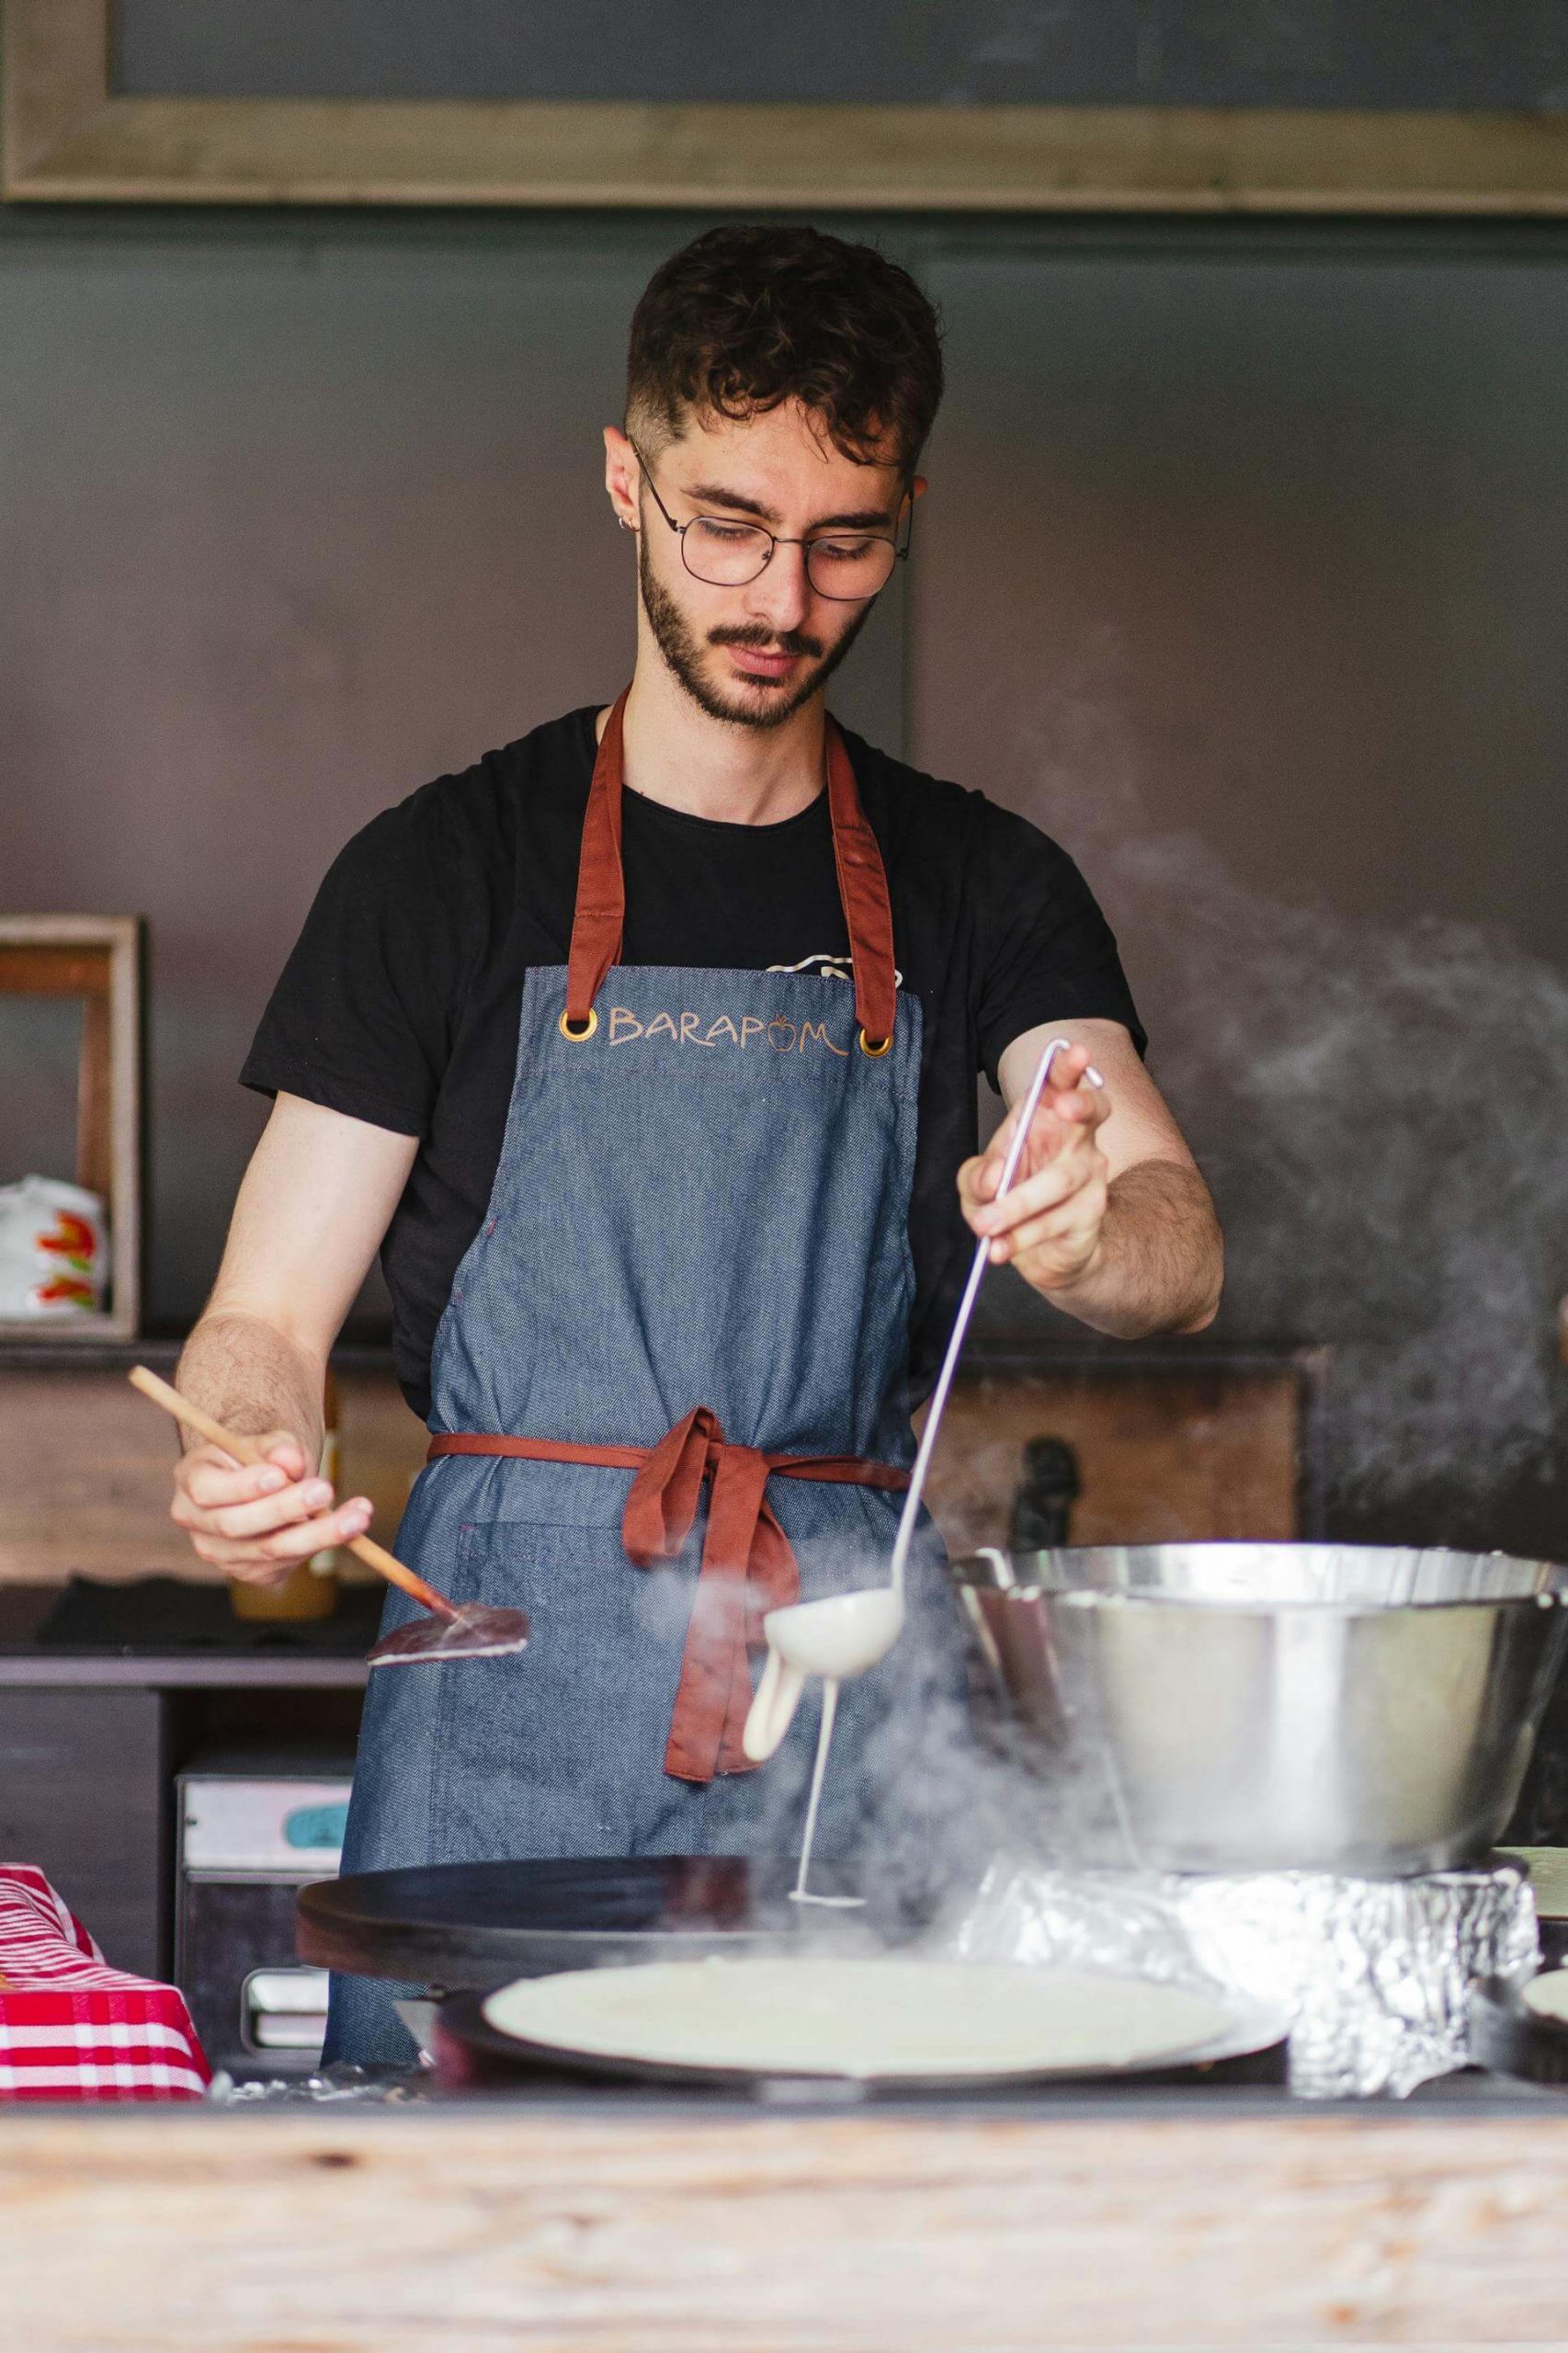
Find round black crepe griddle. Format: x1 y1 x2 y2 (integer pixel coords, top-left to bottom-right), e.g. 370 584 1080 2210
435 1979 1290 2097
296 1856 888 1986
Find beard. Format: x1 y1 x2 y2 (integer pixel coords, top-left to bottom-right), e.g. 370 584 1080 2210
638 532 872 731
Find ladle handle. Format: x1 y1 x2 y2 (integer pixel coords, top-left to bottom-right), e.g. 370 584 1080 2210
887 1039 1101 1597
742 1643 808 1764
128 1365 459 1620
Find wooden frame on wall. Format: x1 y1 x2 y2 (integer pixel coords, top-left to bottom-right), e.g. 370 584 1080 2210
7 0 1568 213
0 915 145 1343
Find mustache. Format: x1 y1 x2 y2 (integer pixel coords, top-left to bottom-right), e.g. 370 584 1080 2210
708 624 825 660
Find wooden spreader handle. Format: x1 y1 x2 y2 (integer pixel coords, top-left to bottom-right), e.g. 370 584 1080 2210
128 1364 459 1621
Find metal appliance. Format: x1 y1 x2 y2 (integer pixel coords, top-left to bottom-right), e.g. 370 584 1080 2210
176 1750 353 2075
952 1542 1568 1876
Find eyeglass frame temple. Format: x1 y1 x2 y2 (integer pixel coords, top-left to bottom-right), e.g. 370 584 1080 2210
626 438 914 594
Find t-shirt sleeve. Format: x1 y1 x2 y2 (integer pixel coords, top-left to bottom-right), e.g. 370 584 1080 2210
971 801 1146 1091
240 790 477 1137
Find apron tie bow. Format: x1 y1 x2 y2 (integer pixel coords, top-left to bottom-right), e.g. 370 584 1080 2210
621 1405 800 1782
426 1410 911 1786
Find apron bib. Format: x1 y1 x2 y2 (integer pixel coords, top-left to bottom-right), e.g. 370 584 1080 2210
326 695 969 2064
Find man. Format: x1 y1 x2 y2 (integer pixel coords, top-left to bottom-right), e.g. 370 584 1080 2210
170 226 1221 2061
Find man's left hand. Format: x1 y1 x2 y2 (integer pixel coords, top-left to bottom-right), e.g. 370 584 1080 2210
957 1042 1111 1292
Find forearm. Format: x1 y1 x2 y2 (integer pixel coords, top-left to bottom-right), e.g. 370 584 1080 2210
1033 1159 1223 1338
174 1311 326 1466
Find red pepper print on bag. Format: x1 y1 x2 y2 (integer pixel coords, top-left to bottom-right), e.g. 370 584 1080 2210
31 1209 100 1309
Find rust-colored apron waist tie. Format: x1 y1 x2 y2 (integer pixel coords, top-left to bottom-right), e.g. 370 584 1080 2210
427 1406 910 1784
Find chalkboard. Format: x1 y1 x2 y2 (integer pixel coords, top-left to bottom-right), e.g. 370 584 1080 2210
111 0 1568 114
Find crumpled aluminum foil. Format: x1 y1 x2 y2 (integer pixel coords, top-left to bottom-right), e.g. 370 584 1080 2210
948 1856 1539 2098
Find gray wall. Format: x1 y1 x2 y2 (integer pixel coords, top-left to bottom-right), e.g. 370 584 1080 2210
915 224 1568 1550
0 211 903 1333
5 210 1568 1548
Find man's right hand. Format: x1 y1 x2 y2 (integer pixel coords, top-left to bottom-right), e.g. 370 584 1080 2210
170 1435 373 1585
167 1093 417 1582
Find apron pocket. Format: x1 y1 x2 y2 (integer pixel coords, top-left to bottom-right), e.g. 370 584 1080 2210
428 1515 697 1845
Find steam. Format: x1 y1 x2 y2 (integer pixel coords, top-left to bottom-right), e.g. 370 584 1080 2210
735 1526 1123 1920
683 649 1568 1902
811 652 1568 1885
1001 650 1568 1540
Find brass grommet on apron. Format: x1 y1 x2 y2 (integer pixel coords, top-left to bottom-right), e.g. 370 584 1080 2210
563 694 902 1054
559 1007 598 1041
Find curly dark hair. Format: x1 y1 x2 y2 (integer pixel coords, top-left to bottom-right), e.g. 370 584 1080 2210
626 224 943 473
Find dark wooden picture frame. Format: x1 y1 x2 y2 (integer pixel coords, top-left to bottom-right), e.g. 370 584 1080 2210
0 915 145 1342
7 0 1568 212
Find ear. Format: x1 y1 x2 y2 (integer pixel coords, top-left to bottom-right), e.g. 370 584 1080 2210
604 426 642 530
909 473 929 505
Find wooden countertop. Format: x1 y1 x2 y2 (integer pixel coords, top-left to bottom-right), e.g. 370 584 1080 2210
5 2082 1568 2348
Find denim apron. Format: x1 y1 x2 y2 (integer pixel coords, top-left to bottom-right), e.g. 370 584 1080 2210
325 694 967 2065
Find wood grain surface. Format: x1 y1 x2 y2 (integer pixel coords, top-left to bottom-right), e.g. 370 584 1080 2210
11 0 1568 211
0 915 144 1341
5 2104 1568 2348
0 1360 1300 1584
0 1364 428 1584
921 1365 1303 1554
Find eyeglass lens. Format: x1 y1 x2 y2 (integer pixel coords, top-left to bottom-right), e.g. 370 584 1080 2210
683 518 896 601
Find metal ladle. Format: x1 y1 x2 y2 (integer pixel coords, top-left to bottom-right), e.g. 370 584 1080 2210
742 1037 1104 1900
129 1367 529 1666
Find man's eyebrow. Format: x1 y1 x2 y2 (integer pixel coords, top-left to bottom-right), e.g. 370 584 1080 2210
682 480 896 532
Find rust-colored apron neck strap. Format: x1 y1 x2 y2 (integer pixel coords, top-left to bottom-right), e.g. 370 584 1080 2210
824 722 898 1048
563 691 630 1034
563 692 899 1047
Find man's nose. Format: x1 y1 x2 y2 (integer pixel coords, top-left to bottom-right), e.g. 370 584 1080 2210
743 540 812 635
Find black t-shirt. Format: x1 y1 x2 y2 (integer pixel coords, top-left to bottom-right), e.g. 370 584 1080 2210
242 706 1143 1419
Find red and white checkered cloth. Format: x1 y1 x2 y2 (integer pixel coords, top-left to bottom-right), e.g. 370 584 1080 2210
0 1865 210 2100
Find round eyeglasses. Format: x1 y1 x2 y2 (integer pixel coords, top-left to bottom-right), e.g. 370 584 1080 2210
630 440 911 603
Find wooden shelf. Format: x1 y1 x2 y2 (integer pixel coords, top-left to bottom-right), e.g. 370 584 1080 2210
0 915 145 1341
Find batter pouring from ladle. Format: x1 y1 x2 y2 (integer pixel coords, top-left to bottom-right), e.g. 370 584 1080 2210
164 224 1223 2064
748 1035 1104 1903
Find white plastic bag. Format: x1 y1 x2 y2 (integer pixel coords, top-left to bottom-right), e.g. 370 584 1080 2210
0 1176 109 1316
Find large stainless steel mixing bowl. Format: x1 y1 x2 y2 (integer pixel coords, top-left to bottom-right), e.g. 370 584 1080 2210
951 1544 1568 1876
